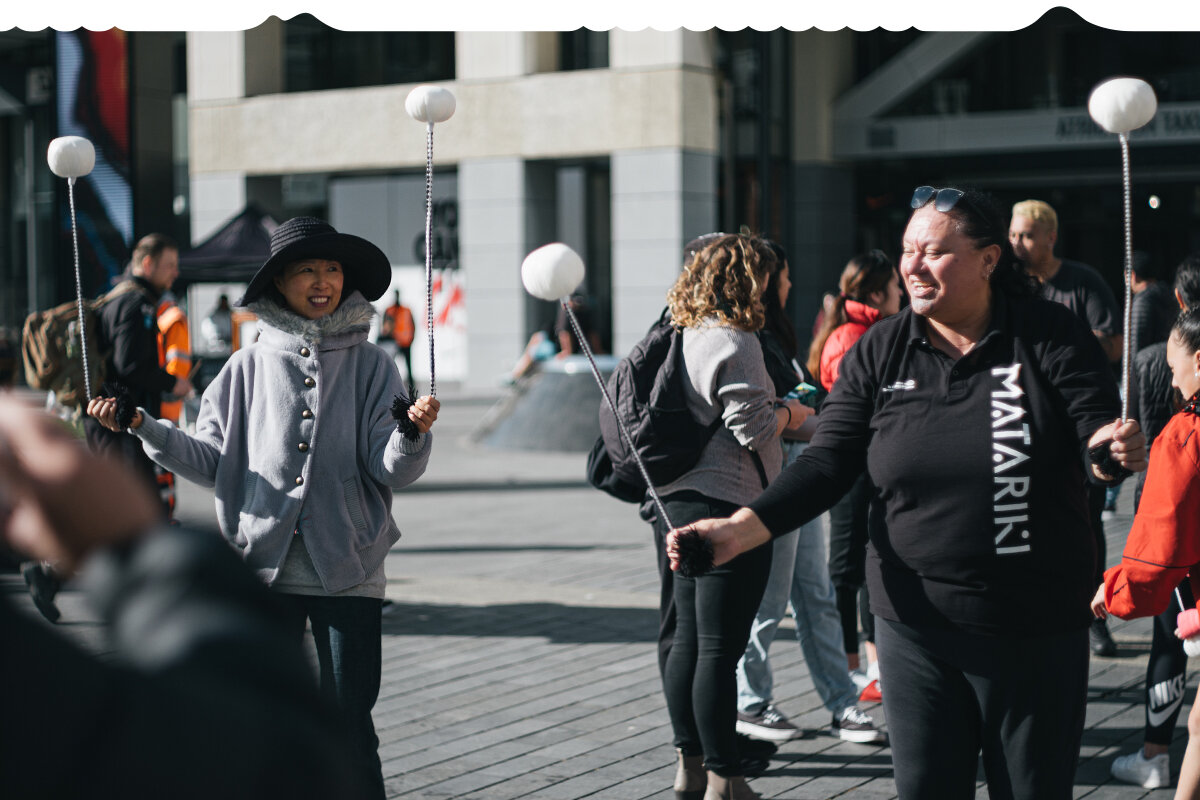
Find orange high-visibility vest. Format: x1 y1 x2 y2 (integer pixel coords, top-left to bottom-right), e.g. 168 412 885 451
384 304 416 348
156 300 191 424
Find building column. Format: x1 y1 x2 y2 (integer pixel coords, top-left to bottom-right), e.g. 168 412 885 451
789 164 855 337
788 31 857 342
459 157 557 390
610 148 717 354
186 24 283 243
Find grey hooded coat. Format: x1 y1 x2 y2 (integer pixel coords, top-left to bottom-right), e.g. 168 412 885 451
134 292 431 593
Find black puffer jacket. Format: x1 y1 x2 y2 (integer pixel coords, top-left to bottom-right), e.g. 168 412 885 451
1131 341 1177 509
1132 342 1175 446
95 276 176 416
1 525 367 799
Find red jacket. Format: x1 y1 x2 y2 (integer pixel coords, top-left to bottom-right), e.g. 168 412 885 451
818 299 882 391
1103 409 1200 619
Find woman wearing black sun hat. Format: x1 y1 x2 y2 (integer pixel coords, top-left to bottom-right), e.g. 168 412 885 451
89 216 438 798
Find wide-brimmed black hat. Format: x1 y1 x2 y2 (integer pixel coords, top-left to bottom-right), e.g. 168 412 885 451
238 216 391 306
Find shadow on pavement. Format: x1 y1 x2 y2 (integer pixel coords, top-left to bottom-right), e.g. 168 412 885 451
381 600 658 645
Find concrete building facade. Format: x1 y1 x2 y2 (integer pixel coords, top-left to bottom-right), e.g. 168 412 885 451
184 20 1200 389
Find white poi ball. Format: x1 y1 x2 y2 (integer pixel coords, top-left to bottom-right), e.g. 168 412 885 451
1088 77 1157 135
1186 637 1200 658
521 243 585 302
405 85 456 124
47 136 95 179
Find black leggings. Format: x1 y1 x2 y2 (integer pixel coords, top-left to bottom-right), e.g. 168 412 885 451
1144 579 1194 745
660 492 772 776
828 471 874 652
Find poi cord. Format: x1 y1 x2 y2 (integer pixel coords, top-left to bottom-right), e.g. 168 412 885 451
423 121 436 400
67 176 93 404
560 299 675 531
1120 132 1133 423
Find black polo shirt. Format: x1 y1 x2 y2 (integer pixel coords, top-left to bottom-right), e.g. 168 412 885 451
750 291 1120 636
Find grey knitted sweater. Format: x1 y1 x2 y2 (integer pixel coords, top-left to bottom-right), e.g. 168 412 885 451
656 319 782 507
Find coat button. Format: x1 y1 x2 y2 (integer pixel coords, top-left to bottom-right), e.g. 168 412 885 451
295 476 304 486
298 442 309 452
300 347 310 357
302 409 313 419
304 377 315 388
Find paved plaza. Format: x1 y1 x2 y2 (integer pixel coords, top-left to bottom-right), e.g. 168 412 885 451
4 389 1188 798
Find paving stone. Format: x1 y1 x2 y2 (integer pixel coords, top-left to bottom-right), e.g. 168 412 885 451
10 393 1188 799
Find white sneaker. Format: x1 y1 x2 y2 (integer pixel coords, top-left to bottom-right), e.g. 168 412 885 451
736 704 801 742
1110 749 1170 789
849 669 871 692
831 706 887 744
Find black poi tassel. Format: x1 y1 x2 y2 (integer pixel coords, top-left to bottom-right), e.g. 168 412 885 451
675 527 715 578
391 393 421 441
1088 439 1132 481
101 383 137 430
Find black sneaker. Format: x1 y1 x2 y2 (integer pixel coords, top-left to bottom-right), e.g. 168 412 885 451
736 733 776 777
736 704 801 742
1090 617 1117 657
831 706 887 744
21 562 61 624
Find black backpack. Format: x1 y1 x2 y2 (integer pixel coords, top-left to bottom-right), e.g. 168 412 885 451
586 310 722 503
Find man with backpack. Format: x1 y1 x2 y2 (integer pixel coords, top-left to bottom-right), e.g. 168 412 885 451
22 233 193 622
86 233 193 495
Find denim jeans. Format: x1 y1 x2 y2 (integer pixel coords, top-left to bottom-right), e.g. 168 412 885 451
737 442 858 717
279 593 385 800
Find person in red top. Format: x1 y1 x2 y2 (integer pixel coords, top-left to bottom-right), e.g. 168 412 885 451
805 250 903 701
1094 306 1200 798
380 289 416 394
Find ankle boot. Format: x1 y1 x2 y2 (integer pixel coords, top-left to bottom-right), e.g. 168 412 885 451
703 772 761 800
674 749 705 800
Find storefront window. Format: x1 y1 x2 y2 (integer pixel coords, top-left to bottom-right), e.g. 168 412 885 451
284 18 454 92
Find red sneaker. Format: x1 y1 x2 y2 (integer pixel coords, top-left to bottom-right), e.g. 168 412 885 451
858 679 882 703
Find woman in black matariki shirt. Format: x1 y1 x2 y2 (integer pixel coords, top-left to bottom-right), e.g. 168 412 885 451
667 188 1147 800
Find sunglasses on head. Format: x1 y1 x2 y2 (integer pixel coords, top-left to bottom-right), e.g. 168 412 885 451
911 186 965 213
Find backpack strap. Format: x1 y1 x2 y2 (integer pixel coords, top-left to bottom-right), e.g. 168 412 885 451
749 449 769 490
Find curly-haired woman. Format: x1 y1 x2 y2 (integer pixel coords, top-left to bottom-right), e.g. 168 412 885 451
669 189 1146 799
659 233 811 800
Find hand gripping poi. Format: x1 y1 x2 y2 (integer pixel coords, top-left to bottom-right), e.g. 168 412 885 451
46 136 97 403
1087 77 1158 422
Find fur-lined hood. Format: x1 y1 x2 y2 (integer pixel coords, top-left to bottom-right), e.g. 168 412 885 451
249 290 376 350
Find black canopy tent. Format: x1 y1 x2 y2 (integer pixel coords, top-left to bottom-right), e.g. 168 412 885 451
177 204 277 287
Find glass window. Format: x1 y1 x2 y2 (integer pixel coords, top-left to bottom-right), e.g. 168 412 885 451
284 17 454 92
559 29 608 71
865 11 1200 118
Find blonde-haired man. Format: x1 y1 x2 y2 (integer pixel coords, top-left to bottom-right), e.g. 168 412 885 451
1009 199 1123 659
1009 200 1123 361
